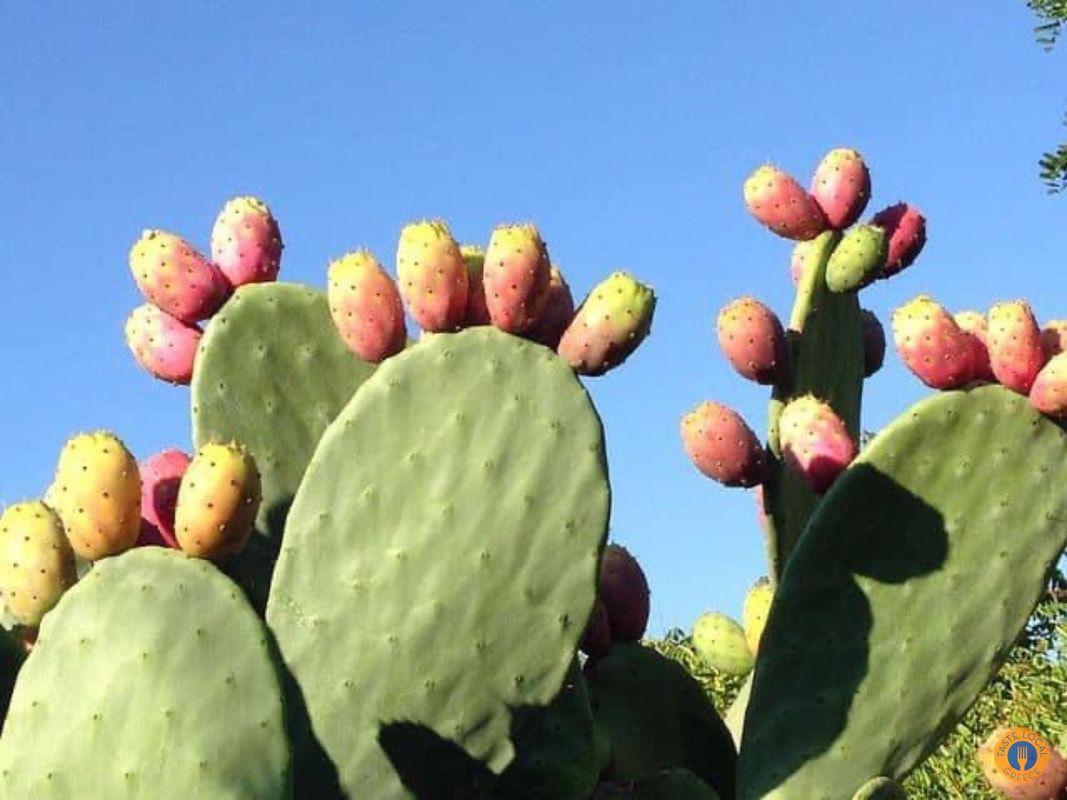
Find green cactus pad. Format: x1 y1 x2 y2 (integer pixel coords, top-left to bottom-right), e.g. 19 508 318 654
265 327 611 798
825 225 887 293
584 642 737 800
594 768 722 799
0 548 292 799
192 282 376 612
725 674 752 749
765 229 864 580
851 777 907 799
737 384 1067 799
0 627 22 723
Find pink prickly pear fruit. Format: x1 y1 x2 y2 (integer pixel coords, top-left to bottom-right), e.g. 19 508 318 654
953 310 996 381
778 395 855 494
175 441 262 561
743 164 827 241
598 544 651 642
753 485 768 533
716 297 788 385
525 265 576 349
482 223 553 333
987 300 1047 395
557 271 656 376
124 304 203 385
1029 352 1067 418
210 196 283 288
129 229 230 323
0 501 77 626
327 249 407 364
460 245 491 326
396 220 469 333
579 599 613 659
1040 319 1067 358
809 147 871 230
135 449 191 549
861 309 886 378
869 203 926 278
680 401 765 488
975 726 1067 800
790 239 812 287
49 431 142 561
891 295 976 390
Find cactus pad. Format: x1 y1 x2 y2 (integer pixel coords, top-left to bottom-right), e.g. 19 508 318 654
265 327 610 798
191 282 376 611
0 628 22 722
737 384 1067 799
0 548 291 799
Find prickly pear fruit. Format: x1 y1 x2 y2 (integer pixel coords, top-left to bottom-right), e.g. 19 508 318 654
778 394 855 494
0 501 77 626
825 224 887 292
753 485 768 533
861 309 886 378
975 726 1067 800
557 271 656 376
680 401 765 488
743 165 827 241
892 295 976 390
598 544 650 642
326 249 407 363
124 303 202 385
742 577 774 656
395 220 469 333
810 147 871 229
580 599 613 659
525 265 575 349
869 203 926 278
460 245 491 326
210 195 283 287
135 449 191 549
954 310 996 381
790 239 811 286
482 223 552 333
128 229 229 323
49 431 142 561
987 300 1047 395
1040 320 1067 358
174 442 262 561
716 297 788 385
692 612 754 676
1029 352 1067 417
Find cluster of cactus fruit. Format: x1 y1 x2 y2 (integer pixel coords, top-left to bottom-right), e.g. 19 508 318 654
0 145 1064 800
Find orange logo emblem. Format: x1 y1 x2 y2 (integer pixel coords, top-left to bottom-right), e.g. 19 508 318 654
992 727 1054 784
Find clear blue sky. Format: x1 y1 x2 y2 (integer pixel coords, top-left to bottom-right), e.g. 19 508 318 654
2 2 1064 637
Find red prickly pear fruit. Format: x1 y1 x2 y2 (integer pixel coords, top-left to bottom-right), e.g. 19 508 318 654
790 239 812 287
891 295 976 390
210 196 283 288
460 245 491 326
598 544 650 642
1029 352 1067 417
557 271 656 376
128 229 230 324
135 449 191 549
175 441 262 561
861 309 886 378
716 297 788 385
525 265 575 349
975 726 1067 800
580 599 613 659
809 147 871 229
953 310 996 381
778 395 855 494
1040 319 1067 358
0 501 77 626
124 304 203 386
396 220 469 333
680 401 765 488
482 223 553 333
743 164 828 241
987 300 1047 395
327 249 407 364
753 485 768 532
869 203 926 278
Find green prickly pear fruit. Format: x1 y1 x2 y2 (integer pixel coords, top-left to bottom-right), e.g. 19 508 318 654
954 310 996 381
460 244 491 326
482 223 553 333
716 297 788 385
692 611 754 676
778 394 856 494
988 299 1047 395
210 195 283 288
526 265 576 349
810 147 872 230
825 224 888 292
851 776 907 799
395 219 469 333
742 576 773 655
1040 319 1067 358
557 271 656 376
128 229 230 323
49 431 142 561
174 442 262 561
0 501 77 626
743 164 827 241
326 249 407 363
861 309 886 378
680 401 765 488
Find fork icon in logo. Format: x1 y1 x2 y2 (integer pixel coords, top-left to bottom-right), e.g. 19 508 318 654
1008 741 1037 771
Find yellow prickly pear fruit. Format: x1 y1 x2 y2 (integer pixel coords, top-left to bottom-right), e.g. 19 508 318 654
0 501 77 626
175 441 262 561
742 576 774 655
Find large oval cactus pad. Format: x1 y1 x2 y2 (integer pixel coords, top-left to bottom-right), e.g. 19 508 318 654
0 548 292 799
266 327 611 798
192 282 376 612
737 384 1067 799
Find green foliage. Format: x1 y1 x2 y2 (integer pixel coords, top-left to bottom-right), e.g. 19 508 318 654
1025 0 1067 192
